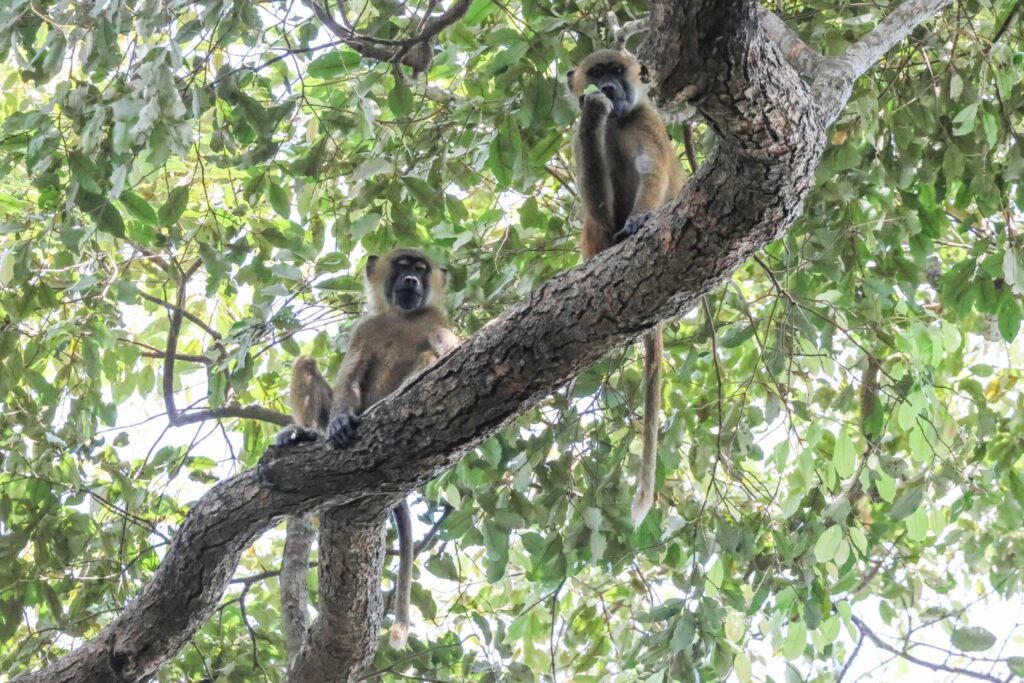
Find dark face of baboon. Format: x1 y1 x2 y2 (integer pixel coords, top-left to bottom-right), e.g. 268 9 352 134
567 49 643 119
366 248 447 315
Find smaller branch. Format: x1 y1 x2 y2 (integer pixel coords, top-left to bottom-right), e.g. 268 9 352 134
837 630 865 682
414 0 472 45
850 615 1008 683
158 267 289 428
304 0 394 62
121 336 212 365
168 404 292 428
304 0 470 72
841 0 953 81
138 291 222 341
989 1 1021 52
140 351 210 364
681 123 699 175
756 8 827 78
162 277 187 422
605 12 649 51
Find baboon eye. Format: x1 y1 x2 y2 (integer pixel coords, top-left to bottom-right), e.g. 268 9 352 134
415 263 428 273
610 64 623 75
588 67 602 78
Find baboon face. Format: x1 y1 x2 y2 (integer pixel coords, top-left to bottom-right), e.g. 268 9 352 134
567 49 642 118
388 253 430 311
366 248 447 314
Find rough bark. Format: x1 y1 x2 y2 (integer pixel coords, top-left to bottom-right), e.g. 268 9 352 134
14 1 950 681
281 513 314 663
286 507 388 682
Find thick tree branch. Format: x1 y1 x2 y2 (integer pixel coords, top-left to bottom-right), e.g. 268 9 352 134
286 508 388 682
15 1 949 680
280 513 314 663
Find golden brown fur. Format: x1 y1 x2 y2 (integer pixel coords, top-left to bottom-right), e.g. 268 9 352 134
569 49 685 258
279 247 459 650
568 49 684 526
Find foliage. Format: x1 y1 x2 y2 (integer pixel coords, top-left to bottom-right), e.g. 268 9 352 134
1 0 1023 681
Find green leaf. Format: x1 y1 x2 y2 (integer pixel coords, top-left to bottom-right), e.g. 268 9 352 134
951 103 978 136
833 430 856 478
997 297 1021 342
950 626 996 652
0 251 14 286
782 620 806 660
1007 657 1024 676
307 50 361 79
267 181 290 218
813 525 843 563
482 520 509 583
158 185 190 226
120 191 158 225
389 77 414 117
875 471 896 502
68 151 103 194
905 506 928 542
889 486 923 520
77 190 126 238
734 651 752 683
1004 247 1024 296
720 324 756 348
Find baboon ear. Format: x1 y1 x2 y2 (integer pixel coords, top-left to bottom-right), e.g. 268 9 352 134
566 69 575 88
366 254 380 276
439 266 448 287
639 64 650 84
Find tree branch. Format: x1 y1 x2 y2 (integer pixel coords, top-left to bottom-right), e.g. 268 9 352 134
841 0 951 80
605 12 649 51
303 0 471 73
286 508 388 682
280 513 314 664
813 0 952 124
137 290 222 341
850 615 1010 682
755 7 827 78
157 267 290 428
167 404 292 428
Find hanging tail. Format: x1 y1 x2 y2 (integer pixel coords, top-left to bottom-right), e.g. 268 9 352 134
631 325 663 527
389 499 414 649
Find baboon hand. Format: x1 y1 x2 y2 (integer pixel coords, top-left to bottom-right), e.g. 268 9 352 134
328 409 361 448
614 211 654 243
274 425 321 447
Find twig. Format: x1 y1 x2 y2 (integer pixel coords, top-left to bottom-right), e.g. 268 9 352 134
137 291 222 341
159 268 290 427
850 614 1008 682
988 0 1021 52
837 630 865 681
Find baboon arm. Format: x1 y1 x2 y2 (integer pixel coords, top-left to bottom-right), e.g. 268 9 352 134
331 349 369 417
577 94 616 246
